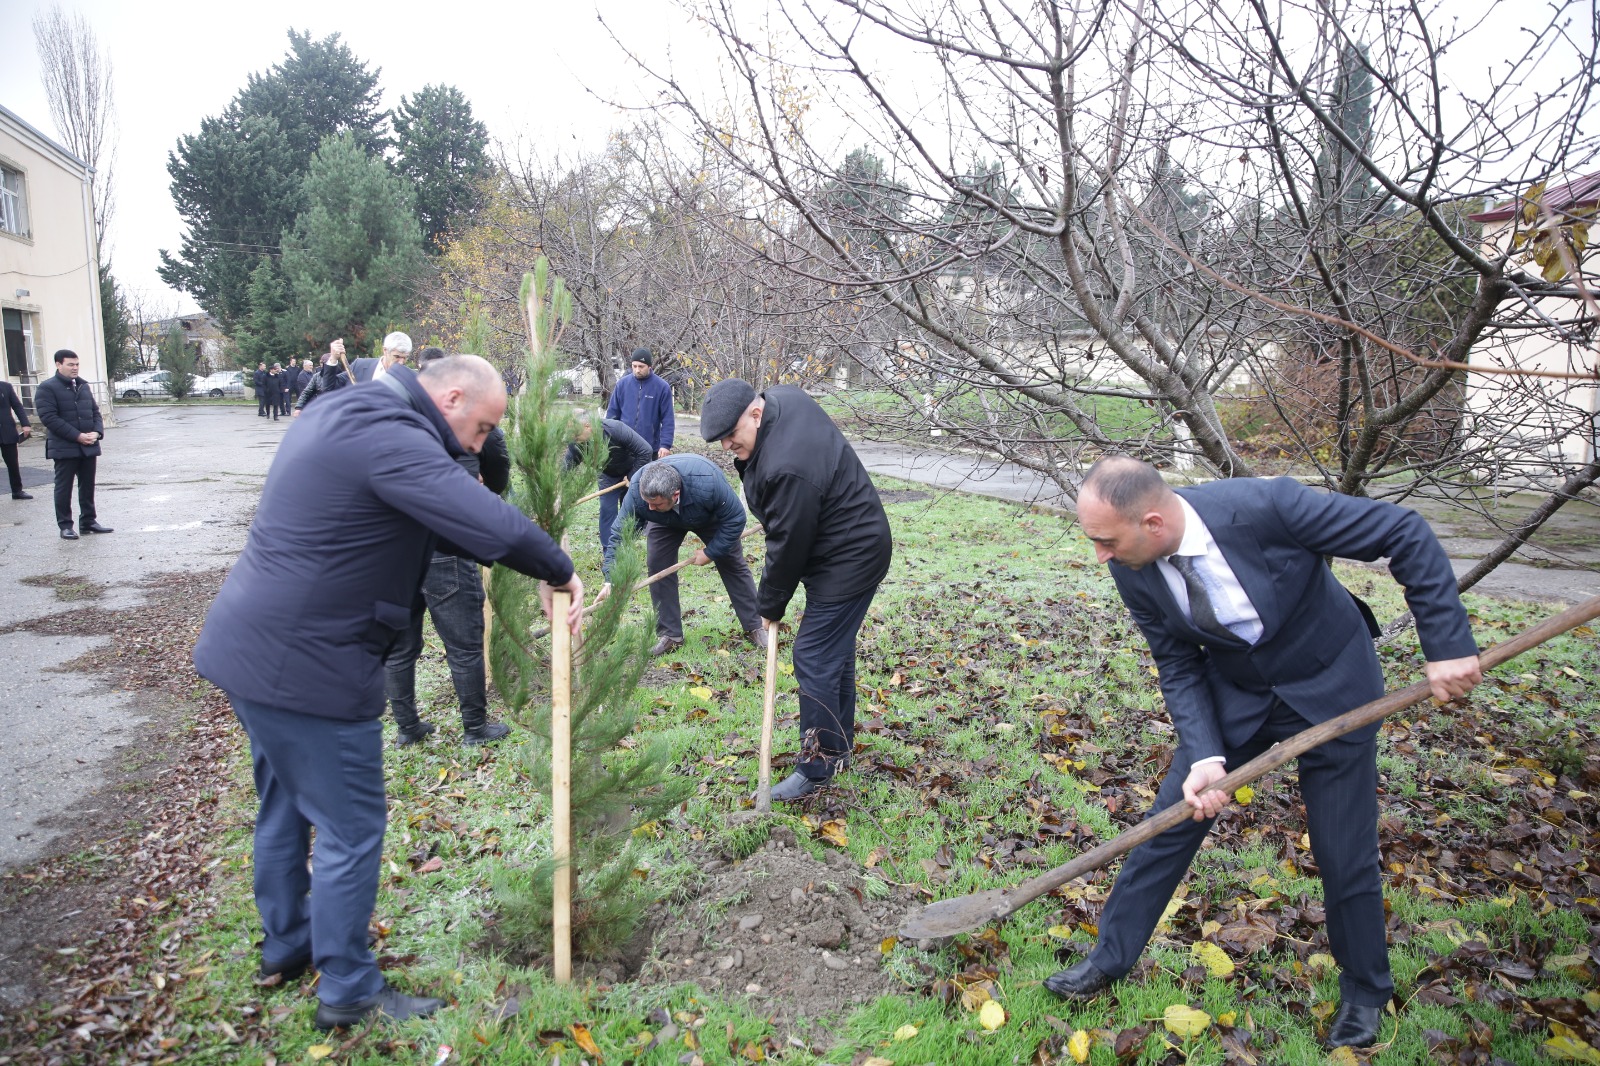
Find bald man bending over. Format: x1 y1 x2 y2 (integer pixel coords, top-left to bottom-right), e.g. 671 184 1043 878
195 355 581 1031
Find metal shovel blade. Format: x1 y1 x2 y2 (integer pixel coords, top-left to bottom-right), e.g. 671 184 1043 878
899 887 1018 939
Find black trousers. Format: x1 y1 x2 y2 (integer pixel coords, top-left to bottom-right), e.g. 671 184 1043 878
53 456 97 528
2 441 21 495
1086 697 1392 1006
790 587 877 778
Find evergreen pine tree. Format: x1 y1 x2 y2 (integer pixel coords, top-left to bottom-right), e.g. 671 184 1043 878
236 259 303 366
158 325 198 399
393 84 491 253
488 259 687 958
279 133 425 347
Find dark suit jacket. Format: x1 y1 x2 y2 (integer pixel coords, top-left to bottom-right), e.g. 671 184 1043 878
0 380 29 444
347 357 378 383
193 366 573 720
1107 477 1476 764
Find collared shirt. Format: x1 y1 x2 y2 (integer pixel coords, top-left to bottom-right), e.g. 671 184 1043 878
1156 497 1264 646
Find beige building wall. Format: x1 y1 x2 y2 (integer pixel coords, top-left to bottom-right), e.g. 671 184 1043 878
0 104 109 415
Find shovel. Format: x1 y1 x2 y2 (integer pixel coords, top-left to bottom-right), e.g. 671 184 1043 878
899 592 1600 940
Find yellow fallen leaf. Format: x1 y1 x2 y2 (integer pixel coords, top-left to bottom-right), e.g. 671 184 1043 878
779 663 794 675
1327 1047 1363 1065
1191 941 1235 977
978 1000 1006 1030
893 1024 918 1041
1547 1023 1600 1064
1234 785 1255 804
1046 924 1074 940
1162 1004 1211 1038
1068 1028 1091 1063
880 936 899 954
863 1058 895 1066
960 985 991 1011
1218 1011 1237 1026
1546 952 1590 972
818 820 848 847
1585 991 1600 1010
690 685 714 700
307 1046 335 1061
1306 952 1336 971
571 1023 602 1057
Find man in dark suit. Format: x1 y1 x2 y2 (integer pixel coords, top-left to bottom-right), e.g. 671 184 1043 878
1 377 32 500
347 332 411 384
33 350 112 539
254 362 271 417
1044 456 1480 1051
194 355 583 1031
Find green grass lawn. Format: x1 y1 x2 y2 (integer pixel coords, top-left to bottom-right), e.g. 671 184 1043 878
120 478 1600 1064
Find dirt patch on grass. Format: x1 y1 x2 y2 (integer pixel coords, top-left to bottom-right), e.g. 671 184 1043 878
639 824 917 1033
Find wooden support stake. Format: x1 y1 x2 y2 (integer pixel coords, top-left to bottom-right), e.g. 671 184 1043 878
550 590 573 984
755 623 780 813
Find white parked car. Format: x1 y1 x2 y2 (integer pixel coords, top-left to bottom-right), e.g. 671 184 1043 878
113 370 173 399
194 370 246 397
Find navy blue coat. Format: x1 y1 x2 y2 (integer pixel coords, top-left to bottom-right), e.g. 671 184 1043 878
194 366 572 720
34 372 103 459
606 371 675 453
1108 477 1477 765
604 454 746 575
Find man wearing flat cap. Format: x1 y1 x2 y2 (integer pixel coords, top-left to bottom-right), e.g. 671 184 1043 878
701 378 892 801
607 347 675 459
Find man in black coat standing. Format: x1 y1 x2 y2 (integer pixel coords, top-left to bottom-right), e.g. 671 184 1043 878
701 378 892 801
194 355 583 1030
253 362 271 417
1 377 32 500
33 350 112 539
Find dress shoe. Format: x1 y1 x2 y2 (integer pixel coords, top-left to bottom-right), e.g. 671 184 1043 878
1323 1002 1383 1050
1042 957 1116 1000
12 492 31 500
650 635 685 657
80 521 114 534
769 771 830 802
744 627 769 649
394 722 436 747
255 952 312 988
463 721 511 746
59 526 79 540
313 983 443 1031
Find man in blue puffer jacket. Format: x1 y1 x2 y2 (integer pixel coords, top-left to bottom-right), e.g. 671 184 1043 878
605 346 674 458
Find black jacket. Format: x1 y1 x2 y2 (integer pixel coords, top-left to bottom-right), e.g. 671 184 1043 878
565 418 653 480
34 373 104 459
253 369 269 398
734 386 892 619
0 380 29 444
435 426 511 562
193 366 572 720
294 363 347 410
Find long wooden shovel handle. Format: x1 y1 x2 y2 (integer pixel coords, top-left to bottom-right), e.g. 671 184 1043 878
899 592 1600 939
575 477 628 506
755 623 781 813
528 526 762 641
550 590 573 982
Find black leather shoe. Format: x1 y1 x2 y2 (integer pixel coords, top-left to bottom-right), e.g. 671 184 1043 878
80 521 114 534
1043 957 1116 1000
1323 1002 1383 1050
463 721 511 746
59 526 79 540
255 953 312 988
395 722 436 747
313 983 444 1030
12 492 31 500
770 771 830 802
650 635 684 657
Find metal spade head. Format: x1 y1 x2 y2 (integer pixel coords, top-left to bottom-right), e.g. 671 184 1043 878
898 887 1018 939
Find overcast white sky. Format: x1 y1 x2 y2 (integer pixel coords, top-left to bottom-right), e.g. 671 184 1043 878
0 0 711 315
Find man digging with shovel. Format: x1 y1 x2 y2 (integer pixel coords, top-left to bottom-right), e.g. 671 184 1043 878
701 378 892 802
1049 456 1481 1051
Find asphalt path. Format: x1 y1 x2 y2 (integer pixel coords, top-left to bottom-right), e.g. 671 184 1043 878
0 404 280 871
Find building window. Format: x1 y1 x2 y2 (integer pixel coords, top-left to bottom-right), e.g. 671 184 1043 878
3 307 40 377
0 164 30 237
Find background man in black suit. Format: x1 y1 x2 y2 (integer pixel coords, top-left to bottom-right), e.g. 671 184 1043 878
33 350 112 539
0 377 32 500
1047 455 1480 1051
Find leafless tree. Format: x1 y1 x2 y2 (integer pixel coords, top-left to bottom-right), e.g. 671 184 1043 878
32 3 117 248
620 0 1596 581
